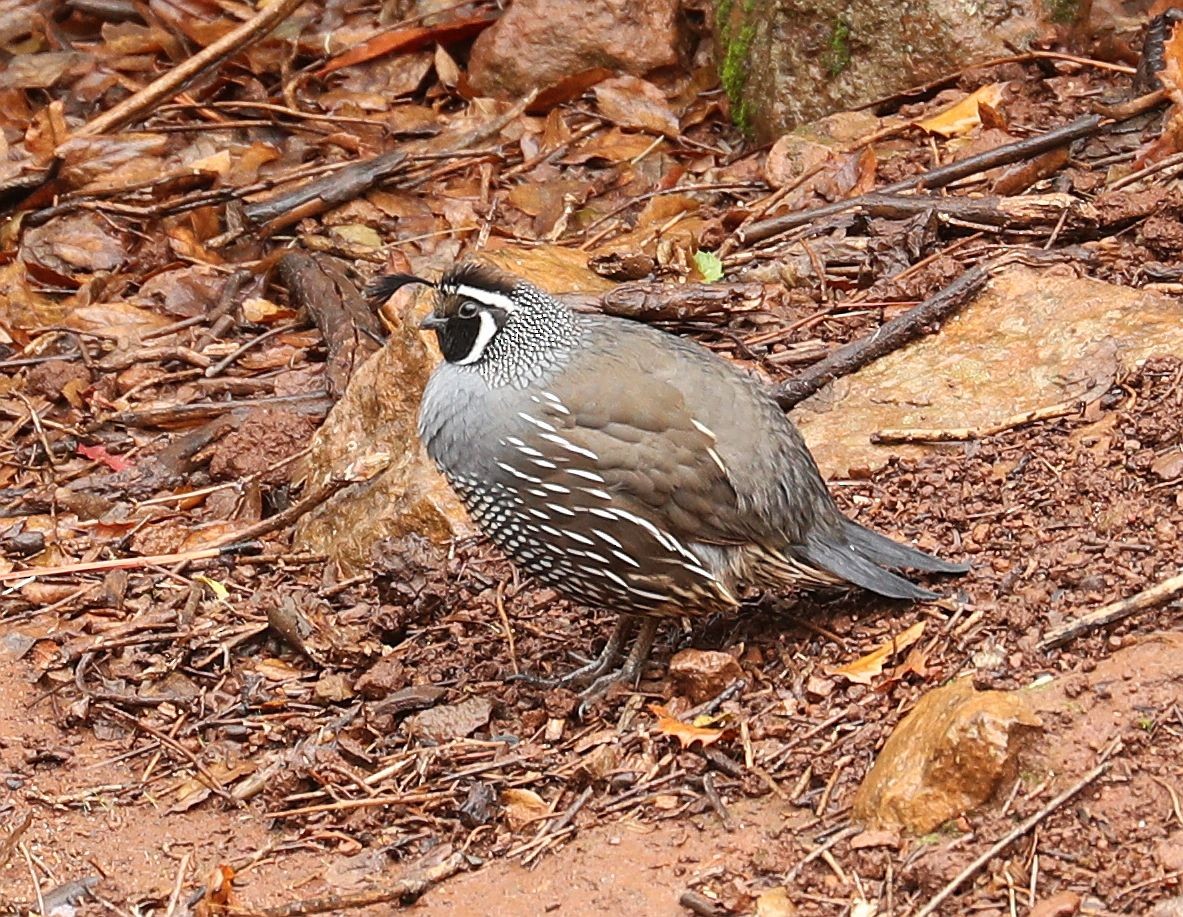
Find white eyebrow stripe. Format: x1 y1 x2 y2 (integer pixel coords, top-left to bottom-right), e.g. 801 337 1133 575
538 432 598 460
445 283 518 312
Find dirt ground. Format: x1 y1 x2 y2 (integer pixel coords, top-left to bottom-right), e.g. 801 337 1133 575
3 359 1182 916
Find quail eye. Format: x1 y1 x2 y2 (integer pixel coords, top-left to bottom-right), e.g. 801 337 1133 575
458 301 479 319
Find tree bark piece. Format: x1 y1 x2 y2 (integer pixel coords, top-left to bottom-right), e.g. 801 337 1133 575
277 252 384 400
773 264 990 410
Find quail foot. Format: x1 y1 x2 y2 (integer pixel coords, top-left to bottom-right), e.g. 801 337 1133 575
371 263 968 707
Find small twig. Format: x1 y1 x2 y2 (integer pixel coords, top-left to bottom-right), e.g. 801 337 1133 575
19 843 46 917
69 0 306 140
782 825 857 883
914 761 1111 917
677 889 727 917
773 263 990 410
0 813 32 870
0 542 261 584
872 399 1084 444
1039 571 1183 649
238 851 466 917
738 115 1105 245
494 582 520 676
164 851 192 917
1152 775 1183 828
700 772 737 831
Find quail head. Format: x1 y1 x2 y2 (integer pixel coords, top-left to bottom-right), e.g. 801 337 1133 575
371 263 967 703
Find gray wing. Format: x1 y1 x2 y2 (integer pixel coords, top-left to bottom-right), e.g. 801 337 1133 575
510 317 839 552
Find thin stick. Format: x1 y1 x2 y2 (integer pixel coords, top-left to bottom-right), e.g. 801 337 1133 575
493 582 520 676
164 851 192 917
19 843 45 917
772 264 990 410
914 762 1110 917
236 851 466 917
1039 571 1183 649
738 115 1104 245
0 813 31 870
70 0 307 139
872 399 1084 444
0 543 258 584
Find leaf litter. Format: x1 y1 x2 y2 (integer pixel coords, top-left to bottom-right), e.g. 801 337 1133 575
0 3 1180 916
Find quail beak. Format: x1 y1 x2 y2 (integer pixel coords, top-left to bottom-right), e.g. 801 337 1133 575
419 313 447 331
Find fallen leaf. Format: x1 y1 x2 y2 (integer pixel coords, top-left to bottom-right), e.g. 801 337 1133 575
194 864 237 917
916 83 1008 138
501 787 549 828
594 75 679 138
318 16 494 77
77 443 131 472
755 886 799 917
649 703 726 749
829 621 926 685
693 250 724 282
194 574 230 603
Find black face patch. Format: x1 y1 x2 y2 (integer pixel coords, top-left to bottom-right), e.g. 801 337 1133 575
429 301 509 365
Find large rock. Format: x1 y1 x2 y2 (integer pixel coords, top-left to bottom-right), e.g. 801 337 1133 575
717 0 1049 141
293 293 469 575
794 266 1183 478
852 678 1042 834
467 0 686 98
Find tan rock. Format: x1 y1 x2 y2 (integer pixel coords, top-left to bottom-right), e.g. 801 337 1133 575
467 0 684 98
852 678 1042 834
668 648 743 704
794 266 1183 478
718 0 1053 141
293 290 469 575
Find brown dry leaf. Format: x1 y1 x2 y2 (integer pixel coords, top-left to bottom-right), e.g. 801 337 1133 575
916 83 1008 138
318 16 494 77
565 126 662 164
241 297 297 324
755 887 799 917
502 787 550 829
649 703 726 749
255 658 304 681
529 68 614 114
194 864 237 917
815 146 877 201
829 621 926 685
594 75 679 138
169 760 257 813
434 44 461 88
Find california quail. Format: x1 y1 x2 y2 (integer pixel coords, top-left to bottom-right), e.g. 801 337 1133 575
371 263 967 701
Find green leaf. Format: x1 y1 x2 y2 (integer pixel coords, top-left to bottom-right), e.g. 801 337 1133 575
195 574 230 602
693 250 724 282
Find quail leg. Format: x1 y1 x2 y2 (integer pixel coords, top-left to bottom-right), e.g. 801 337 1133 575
508 615 634 688
577 618 660 716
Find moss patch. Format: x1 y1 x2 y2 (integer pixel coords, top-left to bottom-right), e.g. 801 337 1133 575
716 0 757 136
823 17 852 77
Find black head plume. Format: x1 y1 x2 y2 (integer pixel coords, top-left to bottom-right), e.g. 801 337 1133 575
366 272 434 308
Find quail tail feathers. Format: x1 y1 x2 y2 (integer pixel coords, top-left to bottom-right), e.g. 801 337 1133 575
796 517 970 602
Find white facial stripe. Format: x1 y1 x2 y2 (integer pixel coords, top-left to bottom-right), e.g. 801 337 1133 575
447 283 518 312
454 310 498 365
